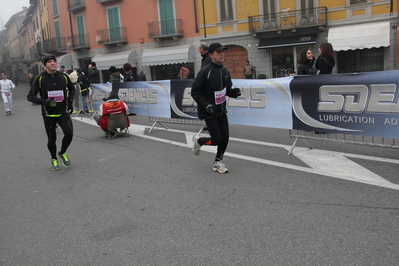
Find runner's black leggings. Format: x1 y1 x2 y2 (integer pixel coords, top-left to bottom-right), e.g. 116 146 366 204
198 113 229 162
42 114 73 160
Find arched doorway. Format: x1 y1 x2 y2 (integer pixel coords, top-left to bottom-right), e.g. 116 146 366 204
223 45 248 79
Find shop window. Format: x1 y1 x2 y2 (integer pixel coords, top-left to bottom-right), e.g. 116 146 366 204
337 48 384 73
151 63 195 80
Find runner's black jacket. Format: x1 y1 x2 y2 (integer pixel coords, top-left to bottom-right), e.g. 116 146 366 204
27 71 75 116
191 61 240 120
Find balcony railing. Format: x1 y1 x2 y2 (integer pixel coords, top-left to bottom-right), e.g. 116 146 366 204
21 54 33 63
67 0 86 12
11 55 24 63
96 27 127 46
42 37 67 54
97 0 122 4
67 33 90 50
148 19 184 39
249 6 327 33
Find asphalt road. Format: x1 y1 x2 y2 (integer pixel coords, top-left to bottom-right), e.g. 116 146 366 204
1 83 398 265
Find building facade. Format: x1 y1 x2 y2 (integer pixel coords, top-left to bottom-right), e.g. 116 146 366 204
41 0 201 82
199 0 398 79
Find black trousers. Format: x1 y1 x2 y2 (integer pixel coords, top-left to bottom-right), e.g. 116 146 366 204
198 113 229 162
42 114 73 160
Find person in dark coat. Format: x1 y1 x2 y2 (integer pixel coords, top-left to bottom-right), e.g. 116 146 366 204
297 49 316 75
315 42 336 74
122 63 136 82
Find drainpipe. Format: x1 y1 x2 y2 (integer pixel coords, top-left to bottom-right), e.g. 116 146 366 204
194 0 199 33
68 2 75 52
202 0 207 38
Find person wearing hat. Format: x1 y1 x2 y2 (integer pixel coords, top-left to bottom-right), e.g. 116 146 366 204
0 73 16 115
27 55 76 171
191 43 241 174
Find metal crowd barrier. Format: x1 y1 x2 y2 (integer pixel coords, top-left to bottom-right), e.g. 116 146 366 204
288 129 399 155
148 116 205 133
72 84 94 117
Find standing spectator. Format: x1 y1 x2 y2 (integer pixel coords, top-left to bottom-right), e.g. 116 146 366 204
137 70 146 81
243 60 254 79
198 42 211 68
123 63 136 82
28 73 35 86
69 67 79 85
191 43 241 174
27 55 75 171
109 66 122 83
77 68 90 113
0 73 16 115
315 42 336 74
297 49 316 75
88 61 100 83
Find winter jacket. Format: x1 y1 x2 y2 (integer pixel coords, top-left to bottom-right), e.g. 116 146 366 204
191 61 240 120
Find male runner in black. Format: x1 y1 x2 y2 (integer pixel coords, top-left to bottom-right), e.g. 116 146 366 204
28 55 75 170
191 43 241 173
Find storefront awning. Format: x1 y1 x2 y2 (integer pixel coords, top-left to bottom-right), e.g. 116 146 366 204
93 50 137 70
328 21 390 51
56 54 73 70
142 44 195 66
258 34 317 49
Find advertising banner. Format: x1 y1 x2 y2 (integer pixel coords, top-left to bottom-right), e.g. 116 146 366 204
90 70 399 140
290 71 399 139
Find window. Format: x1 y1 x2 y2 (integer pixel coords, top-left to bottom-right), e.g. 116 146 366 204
158 0 176 35
350 0 367 5
76 15 86 46
52 0 59 17
107 6 121 42
337 48 384 73
151 63 194 80
220 0 234 21
263 0 276 25
54 20 62 48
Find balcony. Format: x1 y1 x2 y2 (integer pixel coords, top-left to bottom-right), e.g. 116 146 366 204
11 55 24 63
148 19 184 40
67 33 90 51
249 6 327 34
67 0 86 12
97 0 122 4
21 54 33 63
42 37 67 54
96 27 127 46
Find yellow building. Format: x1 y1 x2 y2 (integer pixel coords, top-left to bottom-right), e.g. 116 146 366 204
199 0 397 78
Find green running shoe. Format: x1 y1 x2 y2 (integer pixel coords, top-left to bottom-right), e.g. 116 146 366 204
52 159 61 171
58 150 71 167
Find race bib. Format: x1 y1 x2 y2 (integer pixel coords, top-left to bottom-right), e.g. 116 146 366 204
214 88 226 105
48 90 64 102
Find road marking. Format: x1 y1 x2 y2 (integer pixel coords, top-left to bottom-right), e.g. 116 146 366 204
75 117 399 191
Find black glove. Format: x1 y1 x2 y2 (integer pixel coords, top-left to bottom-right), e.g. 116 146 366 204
205 104 216 115
233 87 241 97
45 98 57 107
68 101 73 114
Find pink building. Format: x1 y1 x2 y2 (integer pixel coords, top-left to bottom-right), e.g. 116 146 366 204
43 0 201 81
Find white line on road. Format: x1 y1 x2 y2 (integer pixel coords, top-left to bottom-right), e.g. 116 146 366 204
75 117 399 191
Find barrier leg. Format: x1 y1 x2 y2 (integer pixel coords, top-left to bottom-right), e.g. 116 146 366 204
288 137 313 155
148 121 168 133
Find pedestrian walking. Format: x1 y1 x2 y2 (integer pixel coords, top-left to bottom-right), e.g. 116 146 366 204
0 73 16 115
27 55 76 171
191 43 241 174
